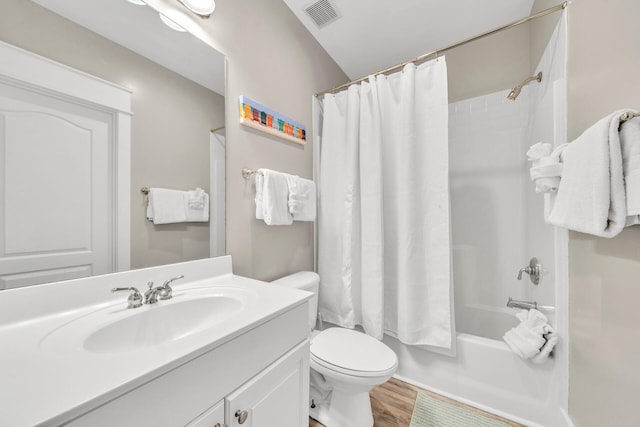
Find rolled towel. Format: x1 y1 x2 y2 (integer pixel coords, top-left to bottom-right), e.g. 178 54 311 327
531 327 558 364
504 323 547 359
527 142 567 194
503 309 558 363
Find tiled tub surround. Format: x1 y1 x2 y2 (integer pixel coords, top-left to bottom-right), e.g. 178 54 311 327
0 256 311 426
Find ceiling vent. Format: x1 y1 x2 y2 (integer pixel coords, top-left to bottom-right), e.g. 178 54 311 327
304 0 341 29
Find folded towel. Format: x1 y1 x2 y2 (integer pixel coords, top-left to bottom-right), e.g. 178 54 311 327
546 110 628 237
146 188 187 224
258 169 293 225
146 187 209 224
527 142 567 193
286 175 317 221
503 309 557 364
188 187 206 209
620 115 640 224
186 192 209 222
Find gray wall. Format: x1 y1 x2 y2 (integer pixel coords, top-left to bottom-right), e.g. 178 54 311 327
185 0 348 279
567 0 640 425
0 0 225 270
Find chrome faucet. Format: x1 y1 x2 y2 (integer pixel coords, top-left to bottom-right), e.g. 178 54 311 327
143 281 163 304
143 275 184 304
157 275 184 301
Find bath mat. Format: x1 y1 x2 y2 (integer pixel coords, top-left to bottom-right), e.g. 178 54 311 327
409 391 510 427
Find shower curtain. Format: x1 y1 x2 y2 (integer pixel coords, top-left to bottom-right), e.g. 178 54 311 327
316 58 452 348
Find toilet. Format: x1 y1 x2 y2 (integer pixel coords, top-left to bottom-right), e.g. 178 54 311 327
271 272 398 427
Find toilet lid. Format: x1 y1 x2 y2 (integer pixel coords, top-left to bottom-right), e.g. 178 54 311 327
310 328 397 374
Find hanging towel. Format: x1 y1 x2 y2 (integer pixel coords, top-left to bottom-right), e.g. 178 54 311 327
186 191 209 222
546 110 629 237
188 187 206 209
527 142 568 193
285 175 317 221
146 188 187 224
620 116 640 226
258 169 293 225
146 187 209 224
254 173 265 221
503 309 557 364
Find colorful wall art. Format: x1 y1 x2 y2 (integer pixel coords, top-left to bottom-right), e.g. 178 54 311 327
238 96 306 145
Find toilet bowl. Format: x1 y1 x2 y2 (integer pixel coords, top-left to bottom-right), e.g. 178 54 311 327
271 272 398 427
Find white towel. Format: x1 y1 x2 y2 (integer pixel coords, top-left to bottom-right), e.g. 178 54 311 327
186 192 209 222
254 173 265 220
527 142 567 193
620 116 640 225
546 110 628 237
188 187 206 209
146 188 187 224
503 309 557 364
258 169 293 225
147 187 209 224
286 175 317 221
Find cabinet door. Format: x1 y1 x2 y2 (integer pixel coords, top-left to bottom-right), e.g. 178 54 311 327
187 401 225 427
225 341 309 427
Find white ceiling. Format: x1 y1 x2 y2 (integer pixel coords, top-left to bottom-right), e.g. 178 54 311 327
281 0 535 80
32 0 225 96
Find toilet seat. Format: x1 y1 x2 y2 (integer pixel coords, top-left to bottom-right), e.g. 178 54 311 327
310 328 398 378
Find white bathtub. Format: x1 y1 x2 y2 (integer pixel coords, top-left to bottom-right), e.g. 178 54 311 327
383 332 570 427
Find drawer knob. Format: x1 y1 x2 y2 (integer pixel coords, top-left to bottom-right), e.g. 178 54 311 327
235 409 249 424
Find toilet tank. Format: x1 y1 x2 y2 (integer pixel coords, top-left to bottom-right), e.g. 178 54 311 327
271 271 319 331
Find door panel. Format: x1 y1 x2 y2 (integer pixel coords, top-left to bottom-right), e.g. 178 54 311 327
0 81 113 288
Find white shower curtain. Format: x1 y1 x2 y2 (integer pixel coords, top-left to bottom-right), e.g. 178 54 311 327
317 58 452 348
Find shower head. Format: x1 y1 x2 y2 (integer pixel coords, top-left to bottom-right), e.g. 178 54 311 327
507 72 542 101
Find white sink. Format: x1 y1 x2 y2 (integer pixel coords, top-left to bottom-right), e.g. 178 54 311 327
40 287 257 355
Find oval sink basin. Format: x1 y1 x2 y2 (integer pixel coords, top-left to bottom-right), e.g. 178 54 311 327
39 287 257 355
84 295 243 354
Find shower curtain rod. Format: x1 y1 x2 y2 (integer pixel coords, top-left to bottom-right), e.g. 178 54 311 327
314 1 568 97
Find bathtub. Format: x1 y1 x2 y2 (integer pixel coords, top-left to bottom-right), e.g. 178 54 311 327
383 332 570 427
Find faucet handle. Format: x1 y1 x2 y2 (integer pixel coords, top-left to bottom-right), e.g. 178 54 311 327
143 281 158 304
159 275 184 300
516 257 542 285
112 287 143 309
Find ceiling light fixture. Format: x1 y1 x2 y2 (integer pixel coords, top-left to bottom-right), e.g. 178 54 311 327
159 12 188 32
177 0 216 18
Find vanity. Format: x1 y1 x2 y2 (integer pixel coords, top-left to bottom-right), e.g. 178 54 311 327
0 256 311 427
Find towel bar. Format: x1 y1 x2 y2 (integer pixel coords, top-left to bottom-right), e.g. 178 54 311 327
141 187 150 194
620 111 640 123
242 168 263 179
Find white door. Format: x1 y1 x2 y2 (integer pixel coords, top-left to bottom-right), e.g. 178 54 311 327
0 81 113 289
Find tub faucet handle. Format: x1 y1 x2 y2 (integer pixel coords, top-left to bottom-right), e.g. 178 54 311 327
517 257 542 285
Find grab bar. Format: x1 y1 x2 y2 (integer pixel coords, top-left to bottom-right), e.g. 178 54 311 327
506 297 538 310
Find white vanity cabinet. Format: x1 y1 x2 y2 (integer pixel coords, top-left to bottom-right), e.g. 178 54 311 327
65 303 309 427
